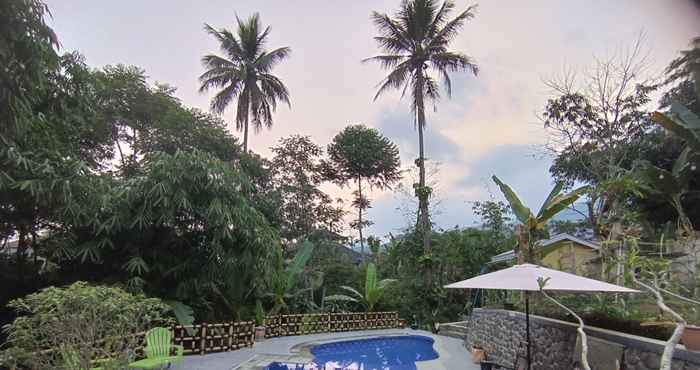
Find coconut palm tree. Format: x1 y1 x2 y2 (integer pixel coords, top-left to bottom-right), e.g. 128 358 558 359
199 14 290 152
366 0 478 255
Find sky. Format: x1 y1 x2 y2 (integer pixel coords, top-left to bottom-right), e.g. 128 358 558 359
46 0 700 238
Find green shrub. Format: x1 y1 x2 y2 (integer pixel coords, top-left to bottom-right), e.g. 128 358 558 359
0 281 172 370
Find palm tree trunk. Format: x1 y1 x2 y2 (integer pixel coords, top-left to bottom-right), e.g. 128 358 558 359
415 71 432 285
416 77 431 253
243 119 249 152
357 176 365 263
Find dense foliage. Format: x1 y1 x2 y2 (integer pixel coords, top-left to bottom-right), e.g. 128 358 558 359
0 282 172 369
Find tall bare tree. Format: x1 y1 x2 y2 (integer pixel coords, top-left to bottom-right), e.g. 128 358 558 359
541 36 656 240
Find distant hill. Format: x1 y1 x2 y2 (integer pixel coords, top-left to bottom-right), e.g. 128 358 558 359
550 202 588 222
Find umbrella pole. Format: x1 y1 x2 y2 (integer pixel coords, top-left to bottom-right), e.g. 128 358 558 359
525 291 531 370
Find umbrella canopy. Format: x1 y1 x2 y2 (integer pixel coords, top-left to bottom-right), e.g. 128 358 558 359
445 263 639 293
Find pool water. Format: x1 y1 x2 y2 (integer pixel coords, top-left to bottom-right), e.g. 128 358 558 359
264 335 439 370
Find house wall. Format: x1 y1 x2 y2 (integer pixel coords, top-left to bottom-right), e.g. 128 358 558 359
540 241 598 276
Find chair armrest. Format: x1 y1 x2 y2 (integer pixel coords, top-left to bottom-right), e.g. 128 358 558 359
144 347 155 358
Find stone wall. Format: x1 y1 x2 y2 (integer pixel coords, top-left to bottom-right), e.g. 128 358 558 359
460 309 700 370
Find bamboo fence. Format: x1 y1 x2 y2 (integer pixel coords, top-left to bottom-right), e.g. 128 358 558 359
171 321 255 355
264 311 402 338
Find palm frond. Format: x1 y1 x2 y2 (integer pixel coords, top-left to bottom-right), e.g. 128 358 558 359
429 0 456 33
324 294 359 303
210 81 243 114
370 11 411 53
338 285 365 300
428 4 477 50
203 23 244 62
362 54 410 69
235 85 250 130
377 279 397 289
259 73 291 108
372 61 413 101
236 13 263 61
430 51 478 74
255 47 291 73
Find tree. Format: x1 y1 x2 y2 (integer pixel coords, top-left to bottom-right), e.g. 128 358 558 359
664 36 700 105
0 0 59 139
638 148 697 236
0 282 172 370
325 263 396 312
492 175 588 263
366 0 478 258
326 124 401 259
55 150 282 321
270 135 345 247
542 37 656 239
199 14 291 152
265 241 314 315
472 200 511 238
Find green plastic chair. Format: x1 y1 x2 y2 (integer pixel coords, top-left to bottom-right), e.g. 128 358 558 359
128 327 183 369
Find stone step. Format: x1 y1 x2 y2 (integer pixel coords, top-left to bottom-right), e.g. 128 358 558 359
438 322 469 339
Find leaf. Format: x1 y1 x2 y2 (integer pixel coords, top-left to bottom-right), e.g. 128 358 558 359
285 241 314 291
377 279 397 289
365 263 378 299
123 256 150 276
164 300 195 335
536 181 564 218
492 175 532 224
324 294 359 303
338 286 364 301
638 162 681 196
537 185 589 225
652 111 700 151
671 100 700 130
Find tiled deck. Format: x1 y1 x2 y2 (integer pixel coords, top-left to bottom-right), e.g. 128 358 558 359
171 329 479 370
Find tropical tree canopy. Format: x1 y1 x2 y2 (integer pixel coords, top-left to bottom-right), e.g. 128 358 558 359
199 13 291 151
326 124 401 257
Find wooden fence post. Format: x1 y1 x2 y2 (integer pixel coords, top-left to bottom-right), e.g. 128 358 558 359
200 324 207 355
228 322 234 351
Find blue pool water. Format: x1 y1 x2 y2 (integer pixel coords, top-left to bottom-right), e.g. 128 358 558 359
264 335 439 370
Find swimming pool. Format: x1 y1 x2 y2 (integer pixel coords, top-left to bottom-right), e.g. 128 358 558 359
264 335 439 370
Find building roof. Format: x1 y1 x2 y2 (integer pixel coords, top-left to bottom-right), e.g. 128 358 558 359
487 233 600 265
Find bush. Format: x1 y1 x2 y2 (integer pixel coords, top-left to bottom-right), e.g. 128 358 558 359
0 281 173 370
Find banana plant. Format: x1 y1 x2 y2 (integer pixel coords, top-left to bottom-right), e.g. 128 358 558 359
652 101 700 153
492 175 589 263
265 241 315 315
325 263 396 312
638 147 698 236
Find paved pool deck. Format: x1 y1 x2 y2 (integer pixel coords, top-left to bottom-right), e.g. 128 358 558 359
171 329 480 370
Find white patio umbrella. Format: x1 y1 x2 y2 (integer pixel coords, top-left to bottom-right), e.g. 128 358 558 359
445 263 639 370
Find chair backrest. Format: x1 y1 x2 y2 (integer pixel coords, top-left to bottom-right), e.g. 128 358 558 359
146 327 173 358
